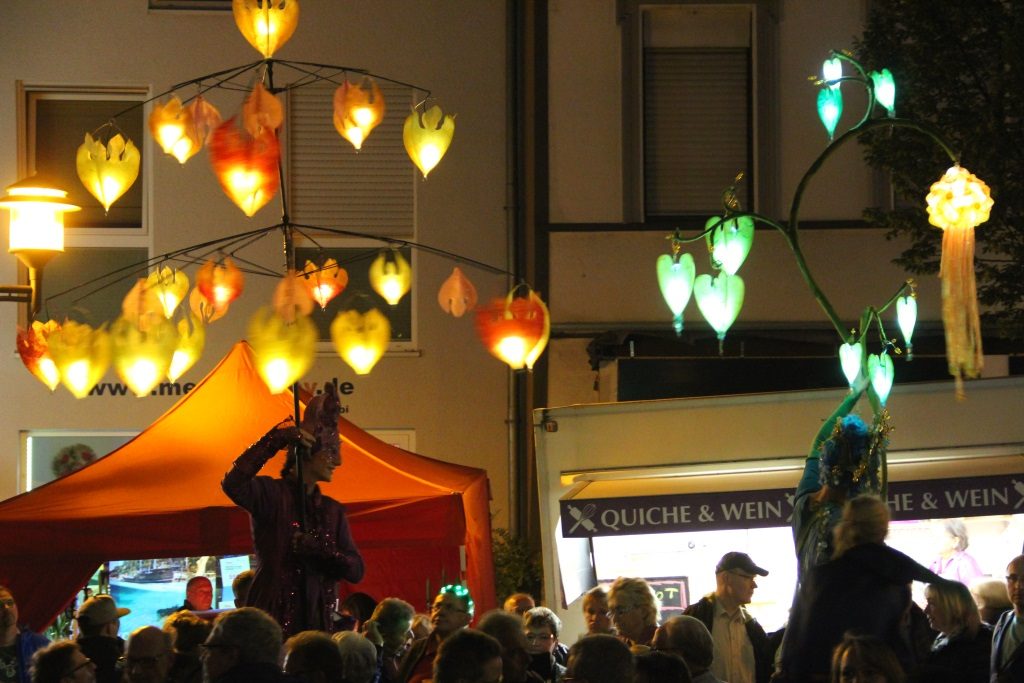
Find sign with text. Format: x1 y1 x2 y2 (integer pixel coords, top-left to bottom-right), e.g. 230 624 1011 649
649 577 690 619
561 473 1024 538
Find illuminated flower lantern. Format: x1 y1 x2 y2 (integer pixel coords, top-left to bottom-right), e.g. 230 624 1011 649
816 88 843 141
838 340 863 388
76 131 140 212
822 57 843 88
233 0 300 58
706 215 754 275
208 117 280 217
896 292 917 359
475 290 546 370
16 320 62 390
437 266 477 317
870 68 896 116
656 251 695 335
272 270 314 322
47 321 111 399
146 266 190 319
196 257 245 319
121 277 165 332
150 96 201 164
369 250 411 305
334 79 385 150
925 165 992 394
168 315 205 382
868 352 894 406
248 306 316 394
403 104 455 178
302 259 348 309
110 316 178 397
330 308 391 375
523 290 550 371
694 273 745 352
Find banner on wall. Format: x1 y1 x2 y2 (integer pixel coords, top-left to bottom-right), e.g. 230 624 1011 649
560 473 1024 538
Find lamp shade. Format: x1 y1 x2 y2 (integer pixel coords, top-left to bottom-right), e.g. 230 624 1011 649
437 266 477 317
330 308 391 375
146 267 190 319
706 215 754 275
369 250 412 305
76 132 140 213
208 117 281 217
655 252 695 335
475 293 546 370
694 273 745 345
47 321 111 399
233 0 299 58
247 306 316 394
150 96 201 164
196 258 245 314
896 294 917 351
870 68 896 115
816 88 843 141
839 341 863 388
523 290 550 371
16 320 62 391
272 270 314 323
0 176 78 270
868 352 894 406
403 105 455 178
302 258 348 309
168 315 205 382
110 316 178 397
333 79 386 150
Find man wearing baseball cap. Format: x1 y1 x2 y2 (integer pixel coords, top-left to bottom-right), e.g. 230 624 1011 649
75 595 130 683
683 552 773 683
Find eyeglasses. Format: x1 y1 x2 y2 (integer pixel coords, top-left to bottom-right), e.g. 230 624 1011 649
610 605 635 616
0 599 14 608
524 633 555 642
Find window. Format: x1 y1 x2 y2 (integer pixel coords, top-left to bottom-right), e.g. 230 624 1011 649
22 431 136 492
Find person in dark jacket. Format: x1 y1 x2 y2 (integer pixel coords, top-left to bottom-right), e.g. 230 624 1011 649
778 495 941 683
200 607 299 683
683 552 773 683
915 579 991 683
991 554 1024 683
75 595 130 683
0 585 48 683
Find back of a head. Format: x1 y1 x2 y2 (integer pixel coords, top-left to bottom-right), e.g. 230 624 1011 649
659 615 713 673
971 576 1012 612
341 592 379 624
433 629 502 683
370 597 415 633
164 609 213 653
567 634 635 683
503 592 535 615
231 570 255 607
284 631 344 682
635 650 691 683
212 607 282 665
830 633 905 683
31 641 79 683
333 631 377 683
478 609 530 650
832 494 890 558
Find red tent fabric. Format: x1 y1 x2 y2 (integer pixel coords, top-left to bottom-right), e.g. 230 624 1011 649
0 342 495 630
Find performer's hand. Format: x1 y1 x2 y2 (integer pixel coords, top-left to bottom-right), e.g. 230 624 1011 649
270 419 314 451
291 531 321 556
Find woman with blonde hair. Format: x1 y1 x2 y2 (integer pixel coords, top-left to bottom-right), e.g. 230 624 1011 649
608 577 660 648
917 579 992 683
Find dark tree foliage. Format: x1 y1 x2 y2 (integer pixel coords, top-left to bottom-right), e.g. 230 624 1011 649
856 0 1024 340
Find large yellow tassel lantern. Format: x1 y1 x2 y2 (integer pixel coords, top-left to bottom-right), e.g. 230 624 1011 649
248 306 316 394
47 321 111 399
334 79 386 150
403 104 455 178
76 131 140 213
16 320 62 391
330 308 391 375
925 165 993 395
110 316 178 397
233 0 300 58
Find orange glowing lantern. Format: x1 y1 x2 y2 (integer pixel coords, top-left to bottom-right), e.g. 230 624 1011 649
168 315 205 382
333 79 385 150
76 131 140 212
403 104 455 178
110 316 178 397
189 286 227 324
47 321 111 399
369 250 412 305
523 290 550 371
243 82 284 137
196 258 245 314
188 96 223 144
208 117 280 217
475 289 547 370
150 96 201 164
302 259 348 309
121 278 165 332
437 266 477 317
272 270 314 323
248 306 316 394
233 0 300 59
330 308 391 375
145 266 190 319
16 320 62 390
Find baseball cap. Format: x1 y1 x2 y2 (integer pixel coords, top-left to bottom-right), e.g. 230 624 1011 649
715 551 768 577
76 594 130 627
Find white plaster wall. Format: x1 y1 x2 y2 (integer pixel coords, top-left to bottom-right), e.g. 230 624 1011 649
0 1 513 523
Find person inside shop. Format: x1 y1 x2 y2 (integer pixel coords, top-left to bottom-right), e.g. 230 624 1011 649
0 584 48 683
221 383 364 636
395 584 474 683
991 554 1024 683
928 519 984 586
75 595 130 683
683 552 773 683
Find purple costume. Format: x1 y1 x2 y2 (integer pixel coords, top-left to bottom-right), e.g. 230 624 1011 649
222 426 364 635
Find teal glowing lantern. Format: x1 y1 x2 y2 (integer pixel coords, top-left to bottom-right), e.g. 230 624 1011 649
817 88 843 141
870 69 896 116
868 352 894 406
839 341 863 388
706 215 754 275
694 273 744 351
656 252 695 335
896 294 917 359
822 57 843 88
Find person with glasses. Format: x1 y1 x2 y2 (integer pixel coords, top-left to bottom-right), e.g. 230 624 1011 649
395 585 474 683
199 607 295 683
682 552 772 683
523 607 566 682
122 627 173 683
28 641 95 683
0 585 49 683
607 578 660 649
581 588 613 637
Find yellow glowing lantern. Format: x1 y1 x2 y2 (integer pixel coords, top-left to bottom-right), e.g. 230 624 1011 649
302 259 348 309
248 306 316 394
16 320 62 391
403 104 455 178
437 266 477 317
272 270 314 323
369 250 412 305
76 131 140 213
150 96 201 164
523 290 550 371
168 315 205 382
330 308 391 375
121 278 165 332
47 321 111 399
333 79 385 150
233 0 300 58
111 316 178 397
208 117 280 217
924 165 993 393
145 266 190 319
475 292 546 370
196 258 245 314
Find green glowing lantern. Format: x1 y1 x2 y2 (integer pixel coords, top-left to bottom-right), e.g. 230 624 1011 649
694 273 744 350
822 57 843 88
706 215 754 275
817 88 843 141
896 294 917 359
870 69 896 116
656 252 695 335
868 352 894 406
838 341 863 388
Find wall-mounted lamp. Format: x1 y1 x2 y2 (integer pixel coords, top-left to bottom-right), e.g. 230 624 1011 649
0 176 79 315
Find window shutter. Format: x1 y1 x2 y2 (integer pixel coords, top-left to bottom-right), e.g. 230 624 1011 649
288 81 415 237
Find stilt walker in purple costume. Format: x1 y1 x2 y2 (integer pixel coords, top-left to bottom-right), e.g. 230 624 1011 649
223 383 364 635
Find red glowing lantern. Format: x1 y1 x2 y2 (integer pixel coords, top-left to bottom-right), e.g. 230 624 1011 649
208 116 280 217
475 288 547 370
196 257 245 318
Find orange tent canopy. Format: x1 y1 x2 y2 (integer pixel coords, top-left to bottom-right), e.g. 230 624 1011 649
0 342 495 630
